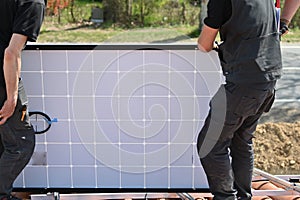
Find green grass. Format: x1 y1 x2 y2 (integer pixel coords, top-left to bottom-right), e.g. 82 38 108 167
38 13 300 44
280 28 300 43
38 22 300 44
38 21 200 43
39 25 116 43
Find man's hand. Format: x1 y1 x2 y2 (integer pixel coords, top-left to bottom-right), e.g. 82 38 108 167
0 99 17 125
279 19 289 36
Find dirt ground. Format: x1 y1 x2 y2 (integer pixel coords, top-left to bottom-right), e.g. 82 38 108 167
254 120 300 175
253 46 300 176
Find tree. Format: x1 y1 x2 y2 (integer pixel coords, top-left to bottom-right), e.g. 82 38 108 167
54 0 201 28
102 0 125 25
199 0 208 30
69 0 76 23
138 0 145 26
126 0 133 25
46 0 70 23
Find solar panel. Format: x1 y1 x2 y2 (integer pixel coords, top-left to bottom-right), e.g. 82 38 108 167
14 44 224 190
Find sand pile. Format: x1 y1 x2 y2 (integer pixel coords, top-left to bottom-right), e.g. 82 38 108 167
254 121 300 175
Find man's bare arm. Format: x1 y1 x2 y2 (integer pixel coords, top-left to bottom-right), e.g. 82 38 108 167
281 0 300 24
197 25 219 52
0 34 27 124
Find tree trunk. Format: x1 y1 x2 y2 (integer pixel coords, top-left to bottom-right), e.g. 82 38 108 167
181 2 186 24
200 0 208 30
103 0 119 23
70 0 75 23
126 0 132 26
139 0 145 26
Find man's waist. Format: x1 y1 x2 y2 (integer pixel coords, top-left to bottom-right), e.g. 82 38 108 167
224 69 281 84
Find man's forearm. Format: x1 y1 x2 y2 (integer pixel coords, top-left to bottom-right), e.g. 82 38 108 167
4 34 27 103
197 25 219 52
4 48 21 103
281 0 300 23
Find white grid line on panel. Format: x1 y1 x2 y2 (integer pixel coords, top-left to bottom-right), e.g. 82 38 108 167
168 50 171 189
192 49 197 189
32 165 196 168
35 142 195 145
142 50 146 189
92 51 98 188
66 50 74 188
37 95 213 98
41 50 51 188
48 119 203 122
23 70 221 73
28 95 213 98
117 50 122 189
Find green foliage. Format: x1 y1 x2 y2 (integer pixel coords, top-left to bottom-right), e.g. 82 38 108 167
46 0 201 27
290 10 300 29
46 0 102 24
45 0 300 29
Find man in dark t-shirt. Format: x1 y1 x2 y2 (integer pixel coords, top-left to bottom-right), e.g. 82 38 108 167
0 1 45 200
197 0 299 199
196 0 282 199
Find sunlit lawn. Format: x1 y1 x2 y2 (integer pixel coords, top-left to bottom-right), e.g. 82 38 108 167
38 19 300 44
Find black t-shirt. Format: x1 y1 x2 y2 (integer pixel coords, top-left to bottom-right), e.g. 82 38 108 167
204 0 232 29
0 0 45 86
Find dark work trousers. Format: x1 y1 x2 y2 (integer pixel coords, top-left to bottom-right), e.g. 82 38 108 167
197 81 276 200
0 79 35 198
